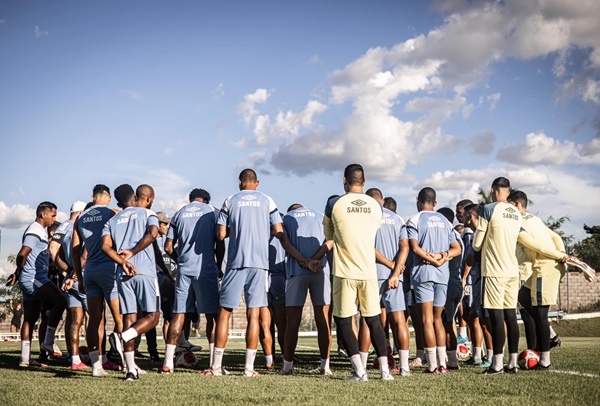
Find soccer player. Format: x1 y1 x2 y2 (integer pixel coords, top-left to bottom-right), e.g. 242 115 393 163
437 207 464 370
406 188 461 374
155 211 175 343
360 188 411 376
6 202 67 367
279 204 332 376
455 199 474 344
507 190 569 370
266 228 286 368
472 177 522 374
103 184 161 381
321 164 392 382
162 188 222 374
73 184 122 376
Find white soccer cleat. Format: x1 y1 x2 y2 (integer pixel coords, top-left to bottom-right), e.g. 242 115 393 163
244 369 260 377
92 367 109 377
347 372 368 382
380 370 394 381
309 367 333 376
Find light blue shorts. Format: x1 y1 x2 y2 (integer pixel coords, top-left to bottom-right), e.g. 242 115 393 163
413 281 447 307
444 283 463 322
84 270 118 301
19 275 50 301
173 273 198 314
196 275 219 315
286 273 331 307
378 279 406 313
66 281 88 311
269 273 286 306
118 274 160 314
219 267 268 309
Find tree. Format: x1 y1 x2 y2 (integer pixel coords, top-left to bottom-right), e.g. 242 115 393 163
544 215 574 253
0 253 22 302
573 224 600 272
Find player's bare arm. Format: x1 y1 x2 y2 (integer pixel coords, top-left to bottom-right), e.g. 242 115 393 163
6 246 31 287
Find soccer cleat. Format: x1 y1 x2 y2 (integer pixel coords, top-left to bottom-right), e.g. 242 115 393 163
102 360 123 371
221 367 230 375
244 369 260 377
265 364 274 371
135 365 147 375
482 367 504 375
92 367 109 377
423 367 439 374
41 342 63 358
532 363 552 372
309 367 333 376
380 370 394 381
151 354 161 362
176 341 202 353
161 366 173 374
125 371 139 381
346 372 368 382
456 336 469 345
504 366 519 375
438 366 449 374
465 357 479 366
109 332 125 367
19 359 47 368
480 359 492 368
202 368 223 376
409 358 424 368
71 362 91 371
278 368 293 376
337 348 348 358
550 336 561 349
399 368 413 377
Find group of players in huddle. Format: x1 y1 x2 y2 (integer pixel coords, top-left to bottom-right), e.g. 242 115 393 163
6 164 574 381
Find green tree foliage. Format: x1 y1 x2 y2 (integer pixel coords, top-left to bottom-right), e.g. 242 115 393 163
573 224 600 271
0 254 22 302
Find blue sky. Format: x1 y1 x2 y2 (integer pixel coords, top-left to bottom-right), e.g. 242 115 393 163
1 0 599 266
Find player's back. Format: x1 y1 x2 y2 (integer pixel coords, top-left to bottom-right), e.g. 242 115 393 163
375 208 407 281
268 235 286 276
284 207 329 277
476 202 521 278
170 201 219 277
60 221 75 269
105 206 157 275
520 212 566 277
78 205 115 272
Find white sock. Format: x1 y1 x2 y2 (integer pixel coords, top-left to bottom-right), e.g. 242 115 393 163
459 327 468 338
43 326 57 346
349 354 366 377
378 356 389 375
211 347 224 370
124 351 137 374
437 346 447 368
549 326 557 339
540 351 551 367
209 343 215 366
90 350 102 370
492 353 503 371
164 344 176 369
400 350 409 372
282 359 293 373
101 354 108 364
359 351 369 369
425 347 437 371
447 350 458 367
20 340 31 364
72 354 81 365
265 354 274 367
416 348 424 361
320 358 330 371
245 349 257 371
487 349 494 360
508 352 518 369
121 328 138 343
474 347 482 360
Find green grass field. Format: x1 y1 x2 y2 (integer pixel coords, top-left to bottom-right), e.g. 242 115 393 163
1 322 599 406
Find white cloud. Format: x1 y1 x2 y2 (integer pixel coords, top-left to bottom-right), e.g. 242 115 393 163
469 130 496 156
581 79 600 103
154 196 189 215
34 25 48 38
0 202 35 229
487 92 501 110
238 88 270 124
211 83 225 102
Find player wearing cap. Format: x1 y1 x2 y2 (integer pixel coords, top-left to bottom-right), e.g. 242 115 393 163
6 202 67 367
407 188 461 374
162 188 223 374
473 177 522 375
279 204 332 376
507 190 570 370
103 184 161 381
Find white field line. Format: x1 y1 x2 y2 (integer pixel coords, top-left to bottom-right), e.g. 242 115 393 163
296 345 319 350
550 369 599 378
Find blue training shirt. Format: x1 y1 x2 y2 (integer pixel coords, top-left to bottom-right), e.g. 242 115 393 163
20 221 49 282
447 229 464 289
406 211 457 285
375 208 408 281
283 207 329 277
59 220 75 269
218 190 282 271
167 201 220 278
268 235 286 277
78 205 115 274
102 207 158 276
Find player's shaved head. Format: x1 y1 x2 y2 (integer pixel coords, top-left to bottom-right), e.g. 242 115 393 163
189 188 211 203
507 190 528 209
136 184 155 199
114 184 136 209
383 197 397 213
417 187 436 204
344 164 365 186
239 168 257 183
491 177 511 202
437 207 455 224
366 188 383 202
287 203 303 212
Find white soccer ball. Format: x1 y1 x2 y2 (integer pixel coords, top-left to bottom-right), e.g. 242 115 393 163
457 343 471 360
175 350 198 369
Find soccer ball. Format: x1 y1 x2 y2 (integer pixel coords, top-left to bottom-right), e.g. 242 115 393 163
79 346 90 364
457 343 471 361
518 349 539 370
175 351 198 369
373 354 395 369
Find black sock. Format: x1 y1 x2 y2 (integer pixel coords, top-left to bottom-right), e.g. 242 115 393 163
518 286 537 350
364 316 387 358
334 316 359 358
532 306 550 352
487 309 505 355
504 309 519 354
